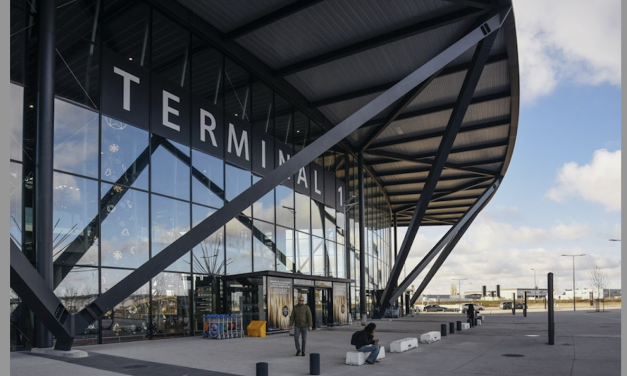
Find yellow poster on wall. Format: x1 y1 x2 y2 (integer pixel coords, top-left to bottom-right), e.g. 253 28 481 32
267 277 293 331
333 283 347 325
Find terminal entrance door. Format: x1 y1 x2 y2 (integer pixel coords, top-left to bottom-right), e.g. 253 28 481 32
314 288 330 329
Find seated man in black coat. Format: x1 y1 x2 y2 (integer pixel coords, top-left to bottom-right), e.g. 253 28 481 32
353 323 380 364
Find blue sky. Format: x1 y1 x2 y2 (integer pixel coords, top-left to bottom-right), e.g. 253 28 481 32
400 0 622 297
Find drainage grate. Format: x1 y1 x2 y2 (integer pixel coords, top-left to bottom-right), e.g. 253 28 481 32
124 365 149 369
502 354 524 357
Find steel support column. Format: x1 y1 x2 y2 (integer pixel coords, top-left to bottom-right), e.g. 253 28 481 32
34 0 56 349
374 18 503 318
358 153 367 324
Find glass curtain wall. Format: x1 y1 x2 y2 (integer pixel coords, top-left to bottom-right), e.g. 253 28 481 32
8 0 393 348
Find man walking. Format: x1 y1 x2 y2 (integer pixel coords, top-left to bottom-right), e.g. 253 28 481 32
289 296 313 356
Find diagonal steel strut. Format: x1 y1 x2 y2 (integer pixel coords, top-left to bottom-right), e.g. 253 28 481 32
374 9 509 318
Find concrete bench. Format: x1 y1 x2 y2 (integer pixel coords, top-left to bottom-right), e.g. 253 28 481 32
345 346 385 365
460 322 470 331
390 337 418 352
419 331 441 344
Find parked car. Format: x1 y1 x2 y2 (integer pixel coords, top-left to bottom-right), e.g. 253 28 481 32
500 301 524 310
461 303 485 314
423 305 458 312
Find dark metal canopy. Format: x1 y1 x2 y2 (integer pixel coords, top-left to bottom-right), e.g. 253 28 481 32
173 0 520 227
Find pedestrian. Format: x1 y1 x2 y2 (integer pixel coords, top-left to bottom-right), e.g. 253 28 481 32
466 303 475 321
289 295 312 357
352 323 380 364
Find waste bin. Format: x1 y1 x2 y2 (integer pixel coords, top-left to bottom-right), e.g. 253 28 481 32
247 320 267 337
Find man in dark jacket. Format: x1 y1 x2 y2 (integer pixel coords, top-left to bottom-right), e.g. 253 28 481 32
289 296 313 356
353 323 380 364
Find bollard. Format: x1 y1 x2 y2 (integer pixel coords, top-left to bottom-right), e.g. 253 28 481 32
310 353 320 375
456 321 462 331
449 322 455 334
256 362 268 376
440 323 447 337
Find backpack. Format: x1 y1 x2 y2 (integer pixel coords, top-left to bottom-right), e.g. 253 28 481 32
350 330 361 345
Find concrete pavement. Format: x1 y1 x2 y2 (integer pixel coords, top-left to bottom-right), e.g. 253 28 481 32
10 308 621 376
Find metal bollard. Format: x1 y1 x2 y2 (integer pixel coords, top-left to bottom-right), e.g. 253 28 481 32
310 353 320 375
256 362 268 376
456 321 462 331
440 323 447 337
449 322 455 334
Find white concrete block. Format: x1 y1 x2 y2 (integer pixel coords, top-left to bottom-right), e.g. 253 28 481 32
460 323 470 331
477 315 484 321
346 346 385 365
390 337 419 352
476 319 482 326
419 331 441 344
346 351 366 366
377 345 386 360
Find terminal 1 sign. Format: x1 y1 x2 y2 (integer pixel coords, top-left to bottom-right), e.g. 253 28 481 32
102 52 346 212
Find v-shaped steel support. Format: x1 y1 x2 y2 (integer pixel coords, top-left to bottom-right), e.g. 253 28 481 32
10 9 508 351
373 8 509 318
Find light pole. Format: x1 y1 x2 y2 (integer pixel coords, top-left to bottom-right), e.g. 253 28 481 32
531 268 537 299
452 278 467 311
561 254 585 311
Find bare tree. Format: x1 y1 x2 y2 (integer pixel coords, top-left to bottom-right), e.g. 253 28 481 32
450 283 457 297
589 266 610 299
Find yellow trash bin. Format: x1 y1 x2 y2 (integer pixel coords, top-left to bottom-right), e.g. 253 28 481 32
247 320 267 337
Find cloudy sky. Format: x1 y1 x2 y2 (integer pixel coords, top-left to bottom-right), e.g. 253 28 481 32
400 0 622 297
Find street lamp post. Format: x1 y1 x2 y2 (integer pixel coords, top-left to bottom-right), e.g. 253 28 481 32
452 278 467 311
561 254 585 311
531 268 537 299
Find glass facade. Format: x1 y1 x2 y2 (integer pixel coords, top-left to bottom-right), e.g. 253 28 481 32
9 0 392 350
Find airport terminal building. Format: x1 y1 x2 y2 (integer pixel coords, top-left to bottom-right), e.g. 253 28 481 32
9 0 519 350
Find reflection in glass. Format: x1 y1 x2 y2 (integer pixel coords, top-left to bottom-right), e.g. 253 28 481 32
252 220 275 272
192 37 223 105
312 236 325 276
100 268 150 340
101 183 149 268
295 192 310 234
54 99 99 178
152 11 190 88
337 244 346 279
326 240 336 277
252 175 275 223
295 231 310 275
275 226 294 273
151 139 191 201
276 185 294 229
225 215 252 275
311 200 324 238
55 29 100 109
192 150 224 208
101 116 149 190
225 58 250 121
10 83 23 162
152 272 191 335
252 81 273 135
53 267 98 314
325 207 336 242
151 194 190 272
192 205 225 276
10 162 22 247
225 164 251 216
102 0 151 64
52 172 99 266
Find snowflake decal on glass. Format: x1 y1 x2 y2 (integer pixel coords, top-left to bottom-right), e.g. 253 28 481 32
109 144 120 153
104 168 112 177
107 204 116 213
113 185 123 193
121 228 130 236
113 251 123 260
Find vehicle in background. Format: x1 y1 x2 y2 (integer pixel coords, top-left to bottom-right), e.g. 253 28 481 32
499 301 524 310
461 303 485 314
423 304 458 312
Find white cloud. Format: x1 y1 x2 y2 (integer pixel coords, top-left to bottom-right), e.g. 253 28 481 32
512 0 621 104
546 149 621 211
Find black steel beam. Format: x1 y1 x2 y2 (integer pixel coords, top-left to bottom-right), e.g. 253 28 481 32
10 239 74 350
399 179 499 306
311 53 507 108
225 0 324 40
275 7 487 76
35 0 56 348
359 73 441 153
367 117 509 151
358 153 366 323
374 16 503 318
